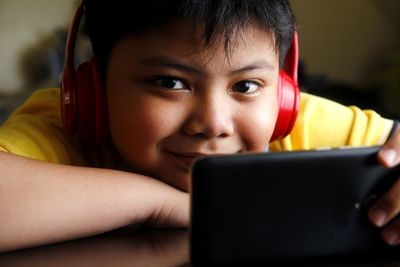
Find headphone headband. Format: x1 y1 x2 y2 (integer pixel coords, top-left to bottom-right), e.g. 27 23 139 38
286 32 299 83
61 0 86 135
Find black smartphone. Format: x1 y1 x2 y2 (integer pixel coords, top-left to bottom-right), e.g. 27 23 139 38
190 146 400 265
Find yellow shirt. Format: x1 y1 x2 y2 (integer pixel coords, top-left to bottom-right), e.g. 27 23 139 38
270 92 395 151
0 88 395 166
0 89 87 165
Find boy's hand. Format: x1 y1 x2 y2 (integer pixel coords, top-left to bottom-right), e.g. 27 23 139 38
369 127 400 245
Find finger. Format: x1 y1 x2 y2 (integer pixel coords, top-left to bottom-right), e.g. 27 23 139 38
378 127 400 168
382 219 400 246
368 178 400 227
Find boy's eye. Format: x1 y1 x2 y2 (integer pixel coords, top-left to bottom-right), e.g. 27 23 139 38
155 77 187 89
231 81 260 94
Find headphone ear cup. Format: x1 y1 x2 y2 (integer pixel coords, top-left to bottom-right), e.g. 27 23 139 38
75 58 107 144
61 71 78 137
271 70 300 141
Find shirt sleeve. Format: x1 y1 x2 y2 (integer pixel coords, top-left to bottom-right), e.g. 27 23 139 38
270 92 395 152
0 88 87 166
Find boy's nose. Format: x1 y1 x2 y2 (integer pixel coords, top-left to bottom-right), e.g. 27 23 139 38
182 95 234 139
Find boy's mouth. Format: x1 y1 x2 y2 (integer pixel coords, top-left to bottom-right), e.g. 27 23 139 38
165 150 207 170
164 149 240 171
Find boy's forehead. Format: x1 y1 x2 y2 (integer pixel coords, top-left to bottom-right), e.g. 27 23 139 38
125 20 279 67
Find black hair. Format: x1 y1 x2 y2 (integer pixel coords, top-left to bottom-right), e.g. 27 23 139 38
84 0 296 74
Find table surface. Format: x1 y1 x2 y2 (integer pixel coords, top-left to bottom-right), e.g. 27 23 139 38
0 228 399 267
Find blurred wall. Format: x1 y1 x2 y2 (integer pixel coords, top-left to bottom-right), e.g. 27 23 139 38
291 0 400 87
0 0 74 95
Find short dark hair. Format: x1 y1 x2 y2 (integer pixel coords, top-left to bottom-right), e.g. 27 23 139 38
84 0 296 74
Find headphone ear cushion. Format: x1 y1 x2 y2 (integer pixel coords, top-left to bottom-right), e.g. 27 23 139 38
75 58 107 144
271 70 300 141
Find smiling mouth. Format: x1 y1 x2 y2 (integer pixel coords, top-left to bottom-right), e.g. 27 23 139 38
165 150 212 171
165 150 240 171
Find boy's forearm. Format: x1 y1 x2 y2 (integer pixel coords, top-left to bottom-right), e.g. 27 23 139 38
0 152 188 252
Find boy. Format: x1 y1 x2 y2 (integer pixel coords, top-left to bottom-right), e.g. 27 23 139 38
0 0 400 252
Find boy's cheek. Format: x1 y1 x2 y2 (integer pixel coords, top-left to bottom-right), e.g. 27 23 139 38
239 114 277 152
242 100 279 151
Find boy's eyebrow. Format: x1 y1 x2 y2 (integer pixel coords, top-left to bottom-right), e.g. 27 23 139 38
230 60 275 75
139 56 275 75
140 56 204 74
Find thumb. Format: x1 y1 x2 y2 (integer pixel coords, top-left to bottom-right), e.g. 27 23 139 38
378 127 400 168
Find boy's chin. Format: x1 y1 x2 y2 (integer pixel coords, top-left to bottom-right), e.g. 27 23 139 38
125 163 190 192
160 172 190 192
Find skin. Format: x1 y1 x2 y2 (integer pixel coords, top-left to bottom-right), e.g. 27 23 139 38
1 19 400 252
372 128 400 245
106 21 280 191
0 21 278 252
106 20 400 246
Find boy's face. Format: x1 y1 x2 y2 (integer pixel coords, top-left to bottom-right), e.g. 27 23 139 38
106 22 280 191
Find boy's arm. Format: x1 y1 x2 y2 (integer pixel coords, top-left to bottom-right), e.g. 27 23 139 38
0 151 189 252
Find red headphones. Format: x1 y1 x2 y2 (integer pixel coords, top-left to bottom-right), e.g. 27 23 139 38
61 1 107 145
61 1 300 144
